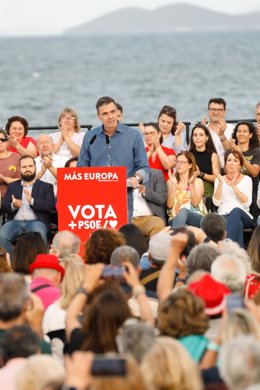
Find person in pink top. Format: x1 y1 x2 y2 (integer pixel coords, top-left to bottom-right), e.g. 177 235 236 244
29 254 64 310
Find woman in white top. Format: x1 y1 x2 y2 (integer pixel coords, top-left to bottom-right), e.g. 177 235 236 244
50 108 85 159
158 105 187 154
213 150 254 248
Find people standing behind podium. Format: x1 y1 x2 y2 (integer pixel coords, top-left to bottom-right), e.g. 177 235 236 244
213 150 254 248
228 121 260 220
131 168 167 237
203 97 234 168
167 151 206 228
0 129 20 200
5 115 37 158
35 134 67 198
78 96 150 221
50 108 84 159
158 105 187 153
189 124 220 209
144 122 175 182
0 155 55 257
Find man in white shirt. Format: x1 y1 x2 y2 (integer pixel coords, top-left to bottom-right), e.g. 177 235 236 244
203 97 234 168
131 169 167 237
35 134 67 197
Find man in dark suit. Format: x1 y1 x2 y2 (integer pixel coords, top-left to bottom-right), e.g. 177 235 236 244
131 168 167 237
0 155 55 256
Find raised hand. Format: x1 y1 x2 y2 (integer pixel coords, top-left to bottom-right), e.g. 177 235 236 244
12 194 22 208
24 188 32 203
175 121 186 135
168 169 177 185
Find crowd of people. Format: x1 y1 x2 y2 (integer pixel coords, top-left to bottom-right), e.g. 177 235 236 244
1 97 260 390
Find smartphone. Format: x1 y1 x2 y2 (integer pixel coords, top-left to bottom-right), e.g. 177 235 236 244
91 356 126 376
101 265 126 281
226 293 245 314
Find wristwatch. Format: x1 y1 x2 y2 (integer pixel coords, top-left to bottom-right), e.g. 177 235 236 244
176 276 187 284
76 287 89 298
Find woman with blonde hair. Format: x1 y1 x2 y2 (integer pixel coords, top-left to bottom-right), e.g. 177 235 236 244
50 107 84 159
223 308 260 343
141 336 203 390
167 151 206 228
42 254 84 360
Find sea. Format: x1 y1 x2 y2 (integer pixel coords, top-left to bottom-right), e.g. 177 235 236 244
0 30 260 136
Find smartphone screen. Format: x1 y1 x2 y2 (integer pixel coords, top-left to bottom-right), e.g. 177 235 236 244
91 357 126 376
226 294 245 314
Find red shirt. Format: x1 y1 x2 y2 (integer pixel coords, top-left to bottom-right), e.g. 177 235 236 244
8 136 37 154
146 145 175 181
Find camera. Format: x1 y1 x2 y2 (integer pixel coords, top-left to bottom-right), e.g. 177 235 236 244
91 356 126 376
101 265 126 281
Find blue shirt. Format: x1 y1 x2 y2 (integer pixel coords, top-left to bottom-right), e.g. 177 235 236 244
77 122 150 182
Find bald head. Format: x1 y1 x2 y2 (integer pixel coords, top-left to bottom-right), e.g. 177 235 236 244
36 134 54 156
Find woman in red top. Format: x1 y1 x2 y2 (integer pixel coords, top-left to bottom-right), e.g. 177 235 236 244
6 116 37 158
144 122 176 182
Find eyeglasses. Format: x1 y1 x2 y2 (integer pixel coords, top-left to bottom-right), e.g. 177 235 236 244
144 131 157 136
208 108 224 112
176 160 189 165
0 138 7 142
62 116 76 121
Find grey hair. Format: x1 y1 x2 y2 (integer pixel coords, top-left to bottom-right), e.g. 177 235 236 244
211 254 247 293
220 239 252 273
110 245 140 269
186 243 220 275
52 230 80 259
0 273 30 322
116 319 157 363
219 336 260 390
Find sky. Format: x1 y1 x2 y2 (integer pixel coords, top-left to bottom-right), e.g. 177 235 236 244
1 0 260 36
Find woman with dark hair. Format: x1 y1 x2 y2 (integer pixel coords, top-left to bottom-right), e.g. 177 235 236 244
50 108 84 159
158 105 187 153
189 124 220 204
167 151 206 228
13 232 47 280
0 129 20 200
66 262 154 354
85 228 125 264
229 121 260 220
5 115 37 157
64 157 78 167
119 224 148 257
144 122 175 182
213 150 254 247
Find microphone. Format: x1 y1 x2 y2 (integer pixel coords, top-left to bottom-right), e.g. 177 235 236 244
105 135 110 144
89 135 97 145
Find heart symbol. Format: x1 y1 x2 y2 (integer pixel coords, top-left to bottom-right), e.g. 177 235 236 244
109 220 118 228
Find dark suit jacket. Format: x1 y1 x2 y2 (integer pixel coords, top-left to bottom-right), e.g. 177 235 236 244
142 169 167 223
2 179 55 228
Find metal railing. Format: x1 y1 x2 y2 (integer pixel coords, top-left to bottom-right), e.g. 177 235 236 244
3 118 257 145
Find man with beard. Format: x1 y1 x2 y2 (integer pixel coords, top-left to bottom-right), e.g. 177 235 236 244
0 155 55 257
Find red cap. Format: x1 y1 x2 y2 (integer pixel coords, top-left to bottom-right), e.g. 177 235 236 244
188 274 230 316
29 254 65 279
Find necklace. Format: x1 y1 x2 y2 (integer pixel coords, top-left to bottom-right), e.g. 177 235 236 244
226 173 240 182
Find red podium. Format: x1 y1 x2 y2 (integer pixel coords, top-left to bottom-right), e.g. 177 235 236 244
57 167 128 250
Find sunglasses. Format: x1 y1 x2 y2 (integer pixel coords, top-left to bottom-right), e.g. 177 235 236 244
0 138 8 142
